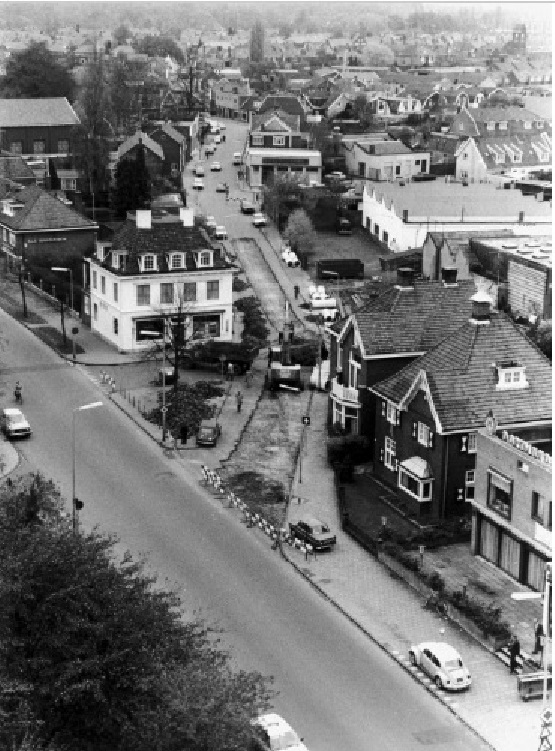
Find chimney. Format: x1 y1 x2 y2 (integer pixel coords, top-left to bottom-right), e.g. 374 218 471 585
441 267 458 286
136 209 151 229
396 267 415 289
180 207 194 227
518 210 524 223
469 291 492 324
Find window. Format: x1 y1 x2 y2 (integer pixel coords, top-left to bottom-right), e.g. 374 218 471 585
415 159 421 166
113 318 119 335
62 178 77 191
382 230 388 244
385 437 396 470
101 276 106 295
498 121 508 130
463 152 468 159
524 121 532 130
8 232 15 246
136 284 150 306
418 422 430 447
467 433 477 453
57 139 69 153
143 255 155 271
171 254 183 269
92 270 97 289
517 459 529 474
10 142 22 154
33 140 46 153
487 469 512 520
206 280 219 300
183 282 196 302
252 134 264 146
93 303 98 321
486 121 495 131
395 165 401 175
531 491 549 526
113 282 118 302
398 468 432 501
160 282 174 304
465 470 475 501
358 162 365 176
199 251 211 267
386 403 399 425
497 366 528 390
273 135 286 146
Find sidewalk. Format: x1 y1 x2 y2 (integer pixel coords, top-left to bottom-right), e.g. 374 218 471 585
285 391 545 751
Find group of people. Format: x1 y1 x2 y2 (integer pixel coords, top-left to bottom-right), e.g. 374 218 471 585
508 618 544 674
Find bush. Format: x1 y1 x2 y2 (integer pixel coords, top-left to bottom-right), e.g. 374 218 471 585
234 296 269 344
327 435 370 466
426 571 446 593
232 276 251 292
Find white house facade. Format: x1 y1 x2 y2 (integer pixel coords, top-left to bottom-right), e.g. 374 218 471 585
344 140 430 181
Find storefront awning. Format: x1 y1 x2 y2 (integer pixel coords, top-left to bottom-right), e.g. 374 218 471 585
400 456 433 479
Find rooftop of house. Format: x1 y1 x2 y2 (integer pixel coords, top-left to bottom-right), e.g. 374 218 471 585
116 131 164 161
372 300 552 432
363 180 553 222
0 185 97 231
356 140 414 156
474 235 552 270
0 154 37 183
251 111 301 132
469 131 552 170
0 97 80 128
257 94 307 117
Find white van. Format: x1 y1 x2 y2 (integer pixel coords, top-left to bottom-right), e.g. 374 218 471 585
232 152 242 166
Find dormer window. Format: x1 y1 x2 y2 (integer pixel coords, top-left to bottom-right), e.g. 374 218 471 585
486 121 495 130
498 121 508 130
252 134 264 146
142 255 155 272
496 363 528 390
199 251 212 267
524 121 532 130
171 253 184 269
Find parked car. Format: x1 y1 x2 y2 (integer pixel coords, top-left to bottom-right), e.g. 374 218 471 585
281 246 300 267
214 225 228 240
252 212 267 227
336 217 352 235
1 407 32 439
408 642 472 691
196 418 221 447
194 164 205 176
289 515 336 550
215 182 227 192
205 144 216 156
213 134 221 144
193 178 205 190
210 161 222 171
218 122 226 130
232 152 243 165
240 199 255 214
205 215 217 231
250 713 308 751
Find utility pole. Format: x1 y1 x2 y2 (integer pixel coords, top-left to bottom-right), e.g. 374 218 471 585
317 314 324 391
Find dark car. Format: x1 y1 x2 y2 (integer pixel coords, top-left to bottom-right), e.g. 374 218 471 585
196 418 221 447
240 199 255 214
289 516 336 550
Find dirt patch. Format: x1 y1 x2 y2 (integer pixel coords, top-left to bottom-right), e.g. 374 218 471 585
31 326 85 355
224 471 287 528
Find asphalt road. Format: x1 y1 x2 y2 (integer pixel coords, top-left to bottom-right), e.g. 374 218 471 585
0 140 489 751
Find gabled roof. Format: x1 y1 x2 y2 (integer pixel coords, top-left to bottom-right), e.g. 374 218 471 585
348 279 476 356
372 309 552 432
116 131 164 161
151 123 185 144
0 154 37 183
0 185 97 231
0 97 80 128
257 94 306 117
251 111 300 133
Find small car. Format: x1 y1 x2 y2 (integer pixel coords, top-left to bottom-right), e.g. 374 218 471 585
1 407 32 439
336 217 352 235
194 164 205 176
196 418 221 447
250 713 308 751
408 642 472 691
193 178 205 190
240 199 255 214
210 161 222 171
205 215 217 231
289 515 336 550
216 182 227 192
205 144 216 156
214 225 228 240
281 246 300 267
213 134 221 144
252 212 267 227
218 122 226 130
232 152 242 165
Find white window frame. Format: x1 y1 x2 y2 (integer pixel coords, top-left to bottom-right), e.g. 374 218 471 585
199 251 212 267
465 469 475 501
136 284 150 307
160 282 174 305
171 253 183 269
252 134 264 146
418 422 430 447
398 467 432 501
385 437 396 470
349 353 360 389
386 402 398 425
497 367 528 390
273 135 286 146
143 255 155 271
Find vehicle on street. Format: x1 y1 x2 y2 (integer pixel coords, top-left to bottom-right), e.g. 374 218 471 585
252 212 267 227
281 246 300 267
232 152 243 165
1 407 32 439
250 713 308 751
240 199 255 214
205 215 217 231
408 642 472 691
213 134 221 144
336 217 352 235
214 225 228 240
210 161 222 171
196 418 221 447
218 122 226 130
216 182 227 192
193 178 205 190
316 258 364 280
194 164 205 176
289 516 336 550
205 144 216 156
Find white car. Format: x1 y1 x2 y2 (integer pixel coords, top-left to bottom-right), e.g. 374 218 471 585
232 152 242 166
205 215 217 231
194 164 205 176
409 642 472 691
1 407 32 439
250 713 308 751
210 161 222 171
281 246 300 267
213 134 221 144
205 144 216 156
252 212 267 227
214 225 228 240
193 178 204 190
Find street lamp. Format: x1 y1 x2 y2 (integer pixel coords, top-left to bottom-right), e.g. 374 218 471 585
52 266 74 313
72 401 103 534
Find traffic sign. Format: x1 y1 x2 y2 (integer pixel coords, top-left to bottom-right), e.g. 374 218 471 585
160 406 168 414
302 415 310 426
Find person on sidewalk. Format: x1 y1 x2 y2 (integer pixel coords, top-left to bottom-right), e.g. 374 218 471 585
532 618 544 655
509 635 521 674
236 390 243 413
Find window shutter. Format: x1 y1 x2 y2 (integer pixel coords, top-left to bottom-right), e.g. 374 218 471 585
412 421 417 439
457 488 464 502
396 409 401 427
394 458 399 471
379 448 385 463
381 400 386 417
428 431 434 449
460 434 468 453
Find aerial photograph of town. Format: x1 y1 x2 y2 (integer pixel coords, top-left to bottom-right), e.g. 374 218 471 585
0 1 551 750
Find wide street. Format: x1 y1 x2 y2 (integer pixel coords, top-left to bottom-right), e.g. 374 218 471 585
0 122 490 751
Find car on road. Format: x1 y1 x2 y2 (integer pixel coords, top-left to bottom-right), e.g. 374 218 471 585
232 152 242 165
205 144 216 156
215 182 227 192
194 164 205 176
205 215 217 231
252 212 267 227
336 217 352 235
213 134 221 144
218 122 226 130
193 178 205 190
210 161 222 171
281 246 300 267
240 199 255 214
1 407 32 439
250 713 308 751
289 515 336 550
196 418 221 447
214 225 228 240
408 642 472 691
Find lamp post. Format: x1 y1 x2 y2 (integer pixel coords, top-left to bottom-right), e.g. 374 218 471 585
72 401 102 534
52 266 74 313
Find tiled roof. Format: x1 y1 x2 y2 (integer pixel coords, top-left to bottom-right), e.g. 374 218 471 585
161 123 185 143
471 106 543 123
0 185 96 231
251 111 300 132
0 155 36 182
258 94 306 117
357 140 412 156
474 132 552 168
353 279 477 356
372 310 552 432
0 97 80 128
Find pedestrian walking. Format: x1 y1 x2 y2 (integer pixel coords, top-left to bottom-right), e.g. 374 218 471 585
227 362 234 381
509 635 521 674
532 618 544 655
236 390 243 413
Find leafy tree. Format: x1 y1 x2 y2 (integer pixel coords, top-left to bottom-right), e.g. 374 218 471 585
262 174 304 232
134 35 184 63
110 59 135 131
0 41 75 100
113 23 132 47
527 320 552 360
351 95 375 129
113 145 151 217
0 473 273 751
283 208 315 255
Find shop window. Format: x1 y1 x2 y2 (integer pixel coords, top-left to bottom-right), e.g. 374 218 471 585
136 284 150 306
487 469 512 520
160 283 174 305
183 282 196 302
206 280 219 300
465 470 475 501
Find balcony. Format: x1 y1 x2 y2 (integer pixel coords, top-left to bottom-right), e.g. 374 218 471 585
330 377 360 405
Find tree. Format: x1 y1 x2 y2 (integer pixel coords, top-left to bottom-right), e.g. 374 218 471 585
351 95 375 129
527 320 552 360
0 474 273 751
113 145 151 218
113 23 131 47
262 174 304 232
134 35 184 63
0 41 75 100
283 209 315 255
110 59 135 132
